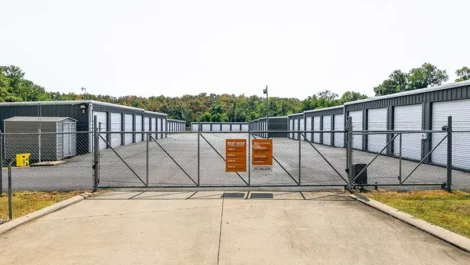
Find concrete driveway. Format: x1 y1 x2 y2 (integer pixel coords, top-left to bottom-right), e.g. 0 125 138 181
1 191 469 265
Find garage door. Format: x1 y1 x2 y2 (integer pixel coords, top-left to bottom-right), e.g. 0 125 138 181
293 119 298 139
242 124 249 131
334 114 344 147
348 110 363 150
299 118 304 140
323 116 331 146
192 123 199 131
289 119 293 139
94 111 107 150
394 104 422 160
313 116 321 143
367 108 387 153
135 115 143 143
162 119 167 138
306 117 312 142
151 118 157 139
212 124 221 132
110 113 121 148
124 114 133 145
157 118 162 139
202 124 210 132
432 99 470 170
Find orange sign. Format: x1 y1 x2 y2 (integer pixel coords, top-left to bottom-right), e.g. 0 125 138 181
252 139 273 171
226 139 247 172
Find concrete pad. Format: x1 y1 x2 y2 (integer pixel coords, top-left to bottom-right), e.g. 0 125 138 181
0 196 222 265
1 191 469 265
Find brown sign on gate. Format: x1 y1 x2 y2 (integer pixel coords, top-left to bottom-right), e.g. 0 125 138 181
226 139 247 172
252 139 273 171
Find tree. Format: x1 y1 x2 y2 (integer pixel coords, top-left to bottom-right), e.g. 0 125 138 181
456 66 470 82
407 63 448 89
340 91 368 103
373 70 408 96
317 90 338 100
373 63 448 96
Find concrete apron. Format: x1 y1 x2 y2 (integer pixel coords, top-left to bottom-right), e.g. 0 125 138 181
0 191 469 265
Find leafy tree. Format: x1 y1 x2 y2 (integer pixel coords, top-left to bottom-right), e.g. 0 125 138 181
373 63 448 96
317 90 338 100
456 66 470 82
340 91 368 103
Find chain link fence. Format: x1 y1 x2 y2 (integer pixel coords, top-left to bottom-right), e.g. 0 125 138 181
2 118 470 221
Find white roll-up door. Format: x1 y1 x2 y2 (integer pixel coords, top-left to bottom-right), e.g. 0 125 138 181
394 104 422 160
110 113 121 148
232 123 241 132
202 124 210 132
192 124 198 131
156 118 162 139
163 119 167 138
367 108 387 153
348 110 363 149
299 118 304 140
212 124 221 132
124 114 133 145
334 114 344 147
323 115 332 146
241 124 249 131
432 99 470 170
313 116 321 143
306 117 312 142
289 119 294 139
94 111 107 150
151 118 156 139
293 119 298 139
135 115 143 143
221 124 230 132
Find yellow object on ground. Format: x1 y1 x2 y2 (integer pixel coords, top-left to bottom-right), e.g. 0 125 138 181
15 153 30 167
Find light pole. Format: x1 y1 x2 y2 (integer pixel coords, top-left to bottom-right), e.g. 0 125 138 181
263 85 269 136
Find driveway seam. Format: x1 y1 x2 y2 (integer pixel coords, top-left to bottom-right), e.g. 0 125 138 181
216 196 225 265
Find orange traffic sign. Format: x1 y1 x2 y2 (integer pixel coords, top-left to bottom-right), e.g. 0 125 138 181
252 139 273 171
226 139 247 172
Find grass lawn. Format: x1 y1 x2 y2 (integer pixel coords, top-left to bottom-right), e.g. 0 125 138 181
0 191 87 221
366 190 470 238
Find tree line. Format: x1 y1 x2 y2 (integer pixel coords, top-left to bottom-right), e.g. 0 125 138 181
1 64 469 126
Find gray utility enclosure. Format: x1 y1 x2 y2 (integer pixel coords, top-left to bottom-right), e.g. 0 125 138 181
4 116 77 161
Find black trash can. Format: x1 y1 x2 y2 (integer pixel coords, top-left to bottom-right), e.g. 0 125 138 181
353 163 367 185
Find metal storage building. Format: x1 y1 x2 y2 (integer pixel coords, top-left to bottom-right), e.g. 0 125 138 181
168 119 186 132
4 116 77 161
343 80 470 170
249 117 288 138
304 106 344 147
191 122 249 132
0 100 168 155
288 113 304 140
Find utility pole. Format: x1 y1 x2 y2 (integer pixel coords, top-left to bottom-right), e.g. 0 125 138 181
263 85 269 135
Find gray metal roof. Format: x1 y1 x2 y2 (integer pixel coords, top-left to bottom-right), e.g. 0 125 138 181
0 100 167 116
303 105 343 114
288 113 304 118
344 80 470 106
4 116 77 122
167 119 186 122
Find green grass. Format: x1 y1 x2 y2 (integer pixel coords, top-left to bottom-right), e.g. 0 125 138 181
0 191 87 221
366 190 470 238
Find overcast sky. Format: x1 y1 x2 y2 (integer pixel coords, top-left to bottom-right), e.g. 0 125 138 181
1 0 468 100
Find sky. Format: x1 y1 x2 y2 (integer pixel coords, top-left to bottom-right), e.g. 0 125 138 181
1 0 468 100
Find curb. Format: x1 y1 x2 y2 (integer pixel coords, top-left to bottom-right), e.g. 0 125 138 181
0 193 91 235
349 194 470 253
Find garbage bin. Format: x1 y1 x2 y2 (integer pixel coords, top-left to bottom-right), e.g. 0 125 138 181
16 153 30 167
353 163 367 185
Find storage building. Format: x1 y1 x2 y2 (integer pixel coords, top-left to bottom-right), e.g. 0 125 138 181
304 106 344 147
191 122 249 132
0 100 168 155
4 116 77 161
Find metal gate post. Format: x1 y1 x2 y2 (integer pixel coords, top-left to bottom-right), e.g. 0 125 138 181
197 131 200 186
298 131 301 185
146 132 149 187
248 131 251 186
399 133 402 183
93 116 100 192
346 117 353 190
8 161 13 220
446 116 452 192
0 130 3 195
